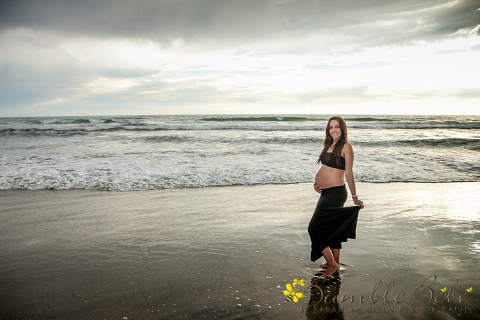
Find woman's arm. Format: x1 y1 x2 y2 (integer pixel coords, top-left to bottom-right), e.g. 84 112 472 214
343 143 364 208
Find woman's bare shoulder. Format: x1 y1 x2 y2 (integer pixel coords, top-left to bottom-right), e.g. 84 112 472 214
342 142 353 156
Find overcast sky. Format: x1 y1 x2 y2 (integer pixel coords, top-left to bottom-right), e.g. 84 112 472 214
0 0 479 116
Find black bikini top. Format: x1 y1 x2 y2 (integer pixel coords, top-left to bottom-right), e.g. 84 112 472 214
320 152 345 170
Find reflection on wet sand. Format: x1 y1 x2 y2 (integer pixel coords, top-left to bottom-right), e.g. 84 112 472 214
305 271 345 320
1 182 479 319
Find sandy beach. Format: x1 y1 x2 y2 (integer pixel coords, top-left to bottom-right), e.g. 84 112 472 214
1 182 479 320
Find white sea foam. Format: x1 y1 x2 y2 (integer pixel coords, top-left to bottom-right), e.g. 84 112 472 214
0 115 479 190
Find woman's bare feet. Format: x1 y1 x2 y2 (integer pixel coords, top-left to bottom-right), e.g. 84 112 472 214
320 262 342 269
323 262 339 277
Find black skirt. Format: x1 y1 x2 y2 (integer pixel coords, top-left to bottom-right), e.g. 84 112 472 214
308 185 360 262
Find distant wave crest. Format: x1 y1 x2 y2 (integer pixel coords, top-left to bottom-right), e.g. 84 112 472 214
201 116 313 122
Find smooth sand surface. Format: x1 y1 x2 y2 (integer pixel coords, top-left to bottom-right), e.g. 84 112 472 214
1 182 479 320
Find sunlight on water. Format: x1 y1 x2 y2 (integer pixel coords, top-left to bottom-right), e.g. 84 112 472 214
445 202 480 222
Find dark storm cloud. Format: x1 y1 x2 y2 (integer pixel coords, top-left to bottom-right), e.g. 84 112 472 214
432 0 480 35
1 0 478 45
0 0 283 41
1 0 478 116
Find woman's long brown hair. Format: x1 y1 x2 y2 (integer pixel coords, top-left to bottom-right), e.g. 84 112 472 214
316 116 348 165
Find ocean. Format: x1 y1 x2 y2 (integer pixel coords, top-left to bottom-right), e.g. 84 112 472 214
1 114 479 191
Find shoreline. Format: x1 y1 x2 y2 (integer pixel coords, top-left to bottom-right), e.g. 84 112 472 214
3 179 480 193
1 182 479 319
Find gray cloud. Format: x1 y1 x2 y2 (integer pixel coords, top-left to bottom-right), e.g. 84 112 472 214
1 0 479 116
1 0 478 46
432 0 480 35
449 88 480 99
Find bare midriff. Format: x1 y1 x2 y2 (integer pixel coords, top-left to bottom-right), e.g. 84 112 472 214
315 165 345 189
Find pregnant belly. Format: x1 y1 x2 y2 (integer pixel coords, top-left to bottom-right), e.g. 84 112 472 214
315 166 345 189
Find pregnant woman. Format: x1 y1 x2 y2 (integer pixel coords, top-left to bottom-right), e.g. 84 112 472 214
308 116 364 278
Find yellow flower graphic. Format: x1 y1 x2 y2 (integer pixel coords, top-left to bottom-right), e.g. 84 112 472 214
284 283 305 303
441 287 447 293
467 287 473 293
293 278 305 287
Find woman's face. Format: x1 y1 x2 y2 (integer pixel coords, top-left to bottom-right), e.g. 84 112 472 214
328 119 342 141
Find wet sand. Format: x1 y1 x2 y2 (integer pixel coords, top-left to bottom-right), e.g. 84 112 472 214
0 182 479 320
